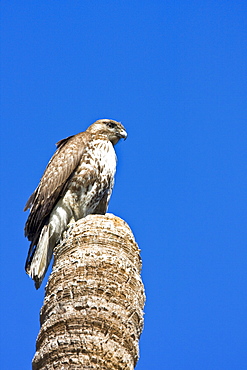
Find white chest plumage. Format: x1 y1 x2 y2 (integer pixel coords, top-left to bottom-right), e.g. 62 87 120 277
49 139 117 242
73 138 117 216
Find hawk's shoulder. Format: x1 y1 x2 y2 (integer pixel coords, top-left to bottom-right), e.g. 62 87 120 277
24 130 91 240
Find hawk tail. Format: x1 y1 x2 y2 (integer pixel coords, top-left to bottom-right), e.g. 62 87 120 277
25 224 53 289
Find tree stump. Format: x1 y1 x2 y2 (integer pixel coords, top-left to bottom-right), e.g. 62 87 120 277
32 213 145 370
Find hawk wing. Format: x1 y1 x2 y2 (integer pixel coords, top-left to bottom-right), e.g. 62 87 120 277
24 131 90 243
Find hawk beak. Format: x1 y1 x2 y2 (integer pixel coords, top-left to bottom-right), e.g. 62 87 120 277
121 129 128 140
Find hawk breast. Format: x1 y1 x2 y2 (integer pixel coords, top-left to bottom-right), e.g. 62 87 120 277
55 138 117 223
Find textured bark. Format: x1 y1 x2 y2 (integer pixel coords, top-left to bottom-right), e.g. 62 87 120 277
32 214 145 370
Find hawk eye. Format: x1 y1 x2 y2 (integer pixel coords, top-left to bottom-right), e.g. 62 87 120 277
106 121 116 129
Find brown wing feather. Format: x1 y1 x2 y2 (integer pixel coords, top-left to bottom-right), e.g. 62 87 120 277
24 134 76 212
24 131 90 241
55 134 75 149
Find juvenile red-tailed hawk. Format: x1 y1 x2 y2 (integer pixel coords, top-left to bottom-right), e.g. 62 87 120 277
24 119 127 289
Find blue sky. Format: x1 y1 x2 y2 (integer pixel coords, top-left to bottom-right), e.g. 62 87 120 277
1 1 246 369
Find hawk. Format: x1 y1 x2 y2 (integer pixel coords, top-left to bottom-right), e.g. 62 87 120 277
24 119 127 289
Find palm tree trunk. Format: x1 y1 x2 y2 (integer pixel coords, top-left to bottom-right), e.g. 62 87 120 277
32 213 145 370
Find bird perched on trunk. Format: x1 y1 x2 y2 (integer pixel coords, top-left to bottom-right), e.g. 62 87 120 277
24 119 127 289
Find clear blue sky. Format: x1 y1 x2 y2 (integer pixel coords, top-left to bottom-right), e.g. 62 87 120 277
1 1 246 369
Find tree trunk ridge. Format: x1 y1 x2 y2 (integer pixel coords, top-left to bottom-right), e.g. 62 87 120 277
32 213 145 370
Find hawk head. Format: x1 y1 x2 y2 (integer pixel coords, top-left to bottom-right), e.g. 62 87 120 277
87 119 127 145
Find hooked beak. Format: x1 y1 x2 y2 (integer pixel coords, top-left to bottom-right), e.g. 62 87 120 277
121 129 128 140
118 122 127 140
